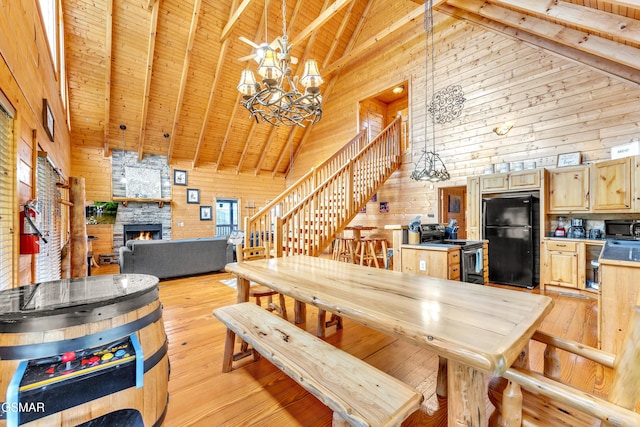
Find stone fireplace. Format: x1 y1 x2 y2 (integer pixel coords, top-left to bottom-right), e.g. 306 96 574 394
123 223 163 245
112 151 172 248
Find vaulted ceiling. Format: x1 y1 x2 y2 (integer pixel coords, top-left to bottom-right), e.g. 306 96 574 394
62 0 640 177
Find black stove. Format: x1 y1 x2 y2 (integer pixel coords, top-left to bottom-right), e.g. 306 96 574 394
419 224 445 243
416 225 485 285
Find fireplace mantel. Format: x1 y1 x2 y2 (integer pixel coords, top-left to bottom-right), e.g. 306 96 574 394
113 197 172 208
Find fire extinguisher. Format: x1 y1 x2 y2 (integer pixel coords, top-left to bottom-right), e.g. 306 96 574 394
20 200 46 255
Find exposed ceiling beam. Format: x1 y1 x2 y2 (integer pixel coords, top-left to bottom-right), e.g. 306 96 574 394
446 0 640 72
437 3 640 84
255 126 278 175
298 0 374 163
290 0 353 47
215 0 256 172
489 0 640 46
167 0 202 164
137 1 160 161
103 0 113 154
322 0 357 69
324 4 424 75
278 0 330 173
214 92 242 172
273 126 299 177
236 121 257 173
220 0 255 42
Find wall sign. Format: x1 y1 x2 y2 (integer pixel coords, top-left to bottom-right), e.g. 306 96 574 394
556 152 581 167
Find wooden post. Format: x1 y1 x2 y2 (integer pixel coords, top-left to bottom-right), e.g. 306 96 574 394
69 177 88 278
543 344 561 380
501 380 523 427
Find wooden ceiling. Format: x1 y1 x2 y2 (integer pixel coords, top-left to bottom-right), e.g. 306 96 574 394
62 0 640 177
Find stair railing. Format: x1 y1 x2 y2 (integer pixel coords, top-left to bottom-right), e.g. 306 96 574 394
244 116 403 256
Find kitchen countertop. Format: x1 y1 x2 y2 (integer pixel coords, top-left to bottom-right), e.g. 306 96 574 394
402 240 486 250
599 239 640 266
544 236 606 244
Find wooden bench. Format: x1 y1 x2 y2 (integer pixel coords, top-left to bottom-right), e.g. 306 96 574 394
214 302 423 427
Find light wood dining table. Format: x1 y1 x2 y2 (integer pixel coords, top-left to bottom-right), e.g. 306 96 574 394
225 255 553 426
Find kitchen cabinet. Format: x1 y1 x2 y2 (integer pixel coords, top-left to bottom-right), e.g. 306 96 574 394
401 244 460 280
540 238 603 296
479 169 541 193
541 239 585 290
466 177 480 240
591 157 633 212
546 166 590 213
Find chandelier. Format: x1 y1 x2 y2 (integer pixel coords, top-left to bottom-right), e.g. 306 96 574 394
411 0 464 182
237 0 323 127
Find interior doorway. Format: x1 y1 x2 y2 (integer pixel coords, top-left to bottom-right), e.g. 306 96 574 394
359 82 408 139
439 186 467 239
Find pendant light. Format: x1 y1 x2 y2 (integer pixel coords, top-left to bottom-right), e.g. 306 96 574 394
411 1 465 182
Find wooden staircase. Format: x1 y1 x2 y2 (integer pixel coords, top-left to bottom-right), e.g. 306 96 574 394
243 116 404 257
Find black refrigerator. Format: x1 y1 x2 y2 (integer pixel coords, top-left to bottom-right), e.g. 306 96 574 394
482 195 539 289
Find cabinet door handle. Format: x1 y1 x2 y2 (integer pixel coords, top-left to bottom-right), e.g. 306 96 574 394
557 244 567 247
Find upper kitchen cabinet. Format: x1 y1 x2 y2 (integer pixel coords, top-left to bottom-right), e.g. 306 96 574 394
592 157 633 212
479 170 541 193
546 166 590 213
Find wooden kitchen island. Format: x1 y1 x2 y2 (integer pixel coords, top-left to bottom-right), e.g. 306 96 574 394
401 240 488 283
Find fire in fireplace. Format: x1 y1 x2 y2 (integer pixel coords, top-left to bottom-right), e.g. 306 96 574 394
123 224 162 245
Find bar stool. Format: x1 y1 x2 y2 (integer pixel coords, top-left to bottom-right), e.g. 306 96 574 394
332 236 357 264
359 237 388 268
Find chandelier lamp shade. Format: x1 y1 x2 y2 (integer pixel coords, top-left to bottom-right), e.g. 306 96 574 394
237 0 323 127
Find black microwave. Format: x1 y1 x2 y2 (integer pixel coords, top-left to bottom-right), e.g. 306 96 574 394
604 220 640 239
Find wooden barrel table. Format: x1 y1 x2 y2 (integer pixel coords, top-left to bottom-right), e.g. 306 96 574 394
0 274 169 427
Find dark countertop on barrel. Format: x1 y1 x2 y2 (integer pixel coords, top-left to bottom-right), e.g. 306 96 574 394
0 274 159 322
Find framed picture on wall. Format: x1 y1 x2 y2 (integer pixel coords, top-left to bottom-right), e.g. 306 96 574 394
43 99 54 142
187 188 200 204
174 169 187 185
200 206 212 220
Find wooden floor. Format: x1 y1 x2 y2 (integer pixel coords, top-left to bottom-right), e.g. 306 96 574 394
95 264 601 426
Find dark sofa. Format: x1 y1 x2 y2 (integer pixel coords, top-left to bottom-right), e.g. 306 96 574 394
118 237 233 279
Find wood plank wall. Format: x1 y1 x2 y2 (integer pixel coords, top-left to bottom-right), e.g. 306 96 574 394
168 160 286 240
294 7 640 244
71 146 287 251
1 0 71 286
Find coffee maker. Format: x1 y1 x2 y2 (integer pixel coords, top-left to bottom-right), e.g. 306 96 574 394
568 218 586 238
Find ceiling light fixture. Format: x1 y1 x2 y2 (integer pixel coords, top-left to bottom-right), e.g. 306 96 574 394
411 1 464 183
119 124 127 184
237 0 323 127
392 85 405 95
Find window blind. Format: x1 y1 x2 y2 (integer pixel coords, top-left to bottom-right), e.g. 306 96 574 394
35 154 62 283
0 105 14 290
